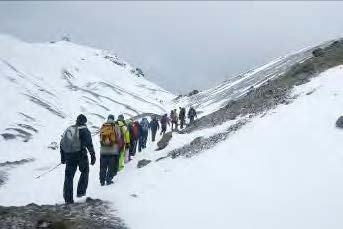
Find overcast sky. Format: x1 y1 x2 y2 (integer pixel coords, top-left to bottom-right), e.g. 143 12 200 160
1 1 343 94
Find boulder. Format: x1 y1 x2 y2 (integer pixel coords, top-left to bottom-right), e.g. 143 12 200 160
336 116 343 128
157 132 172 150
312 48 324 57
188 89 199 96
137 159 151 168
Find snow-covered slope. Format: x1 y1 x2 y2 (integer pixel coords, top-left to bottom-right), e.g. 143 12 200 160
1 35 343 229
2 62 343 228
0 34 174 160
173 42 332 117
109 66 343 229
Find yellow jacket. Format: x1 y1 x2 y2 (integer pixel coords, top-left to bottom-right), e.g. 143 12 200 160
117 120 130 144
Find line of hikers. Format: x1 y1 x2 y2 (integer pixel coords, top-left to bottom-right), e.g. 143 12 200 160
59 107 197 204
169 106 197 131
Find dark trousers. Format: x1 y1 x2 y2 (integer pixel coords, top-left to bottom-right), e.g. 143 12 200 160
99 155 118 184
180 118 185 129
138 131 148 152
138 136 144 152
63 153 89 203
190 116 195 124
172 121 178 131
160 125 167 135
129 140 138 156
151 129 157 142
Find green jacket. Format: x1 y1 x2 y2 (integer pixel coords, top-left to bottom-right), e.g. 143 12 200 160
117 120 130 144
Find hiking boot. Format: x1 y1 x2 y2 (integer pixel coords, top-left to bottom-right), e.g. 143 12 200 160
77 193 85 198
100 181 105 186
106 180 114 185
65 200 74 204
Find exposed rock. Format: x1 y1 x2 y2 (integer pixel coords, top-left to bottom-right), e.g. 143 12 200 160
183 38 343 134
336 116 343 128
0 158 35 167
0 198 127 229
306 89 316 95
48 142 59 150
0 172 7 186
312 48 325 57
1 133 16 140
188 89 199 96
137 159 152 168
165 120 248 159
130 194 138 198
156 132 172 150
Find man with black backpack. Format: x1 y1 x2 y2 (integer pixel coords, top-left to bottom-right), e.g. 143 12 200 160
139 117 150 151
160 114 170 135
150 116 160 142
60 114 96 204
179 107 186 129
188 106 197 124
99 114 123 186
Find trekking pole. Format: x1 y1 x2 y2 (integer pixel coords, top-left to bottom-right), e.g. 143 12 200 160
35 163 62 179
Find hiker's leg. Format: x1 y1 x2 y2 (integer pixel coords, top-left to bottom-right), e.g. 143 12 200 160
144 132 148 147
118 148 124 170
151 130 156 142
77 154 89 196
113 154 119 177
63 160 77 203
133 140 137 155
99 155 107 185
190 116 194 124
106 155 116 182
138 137 142 152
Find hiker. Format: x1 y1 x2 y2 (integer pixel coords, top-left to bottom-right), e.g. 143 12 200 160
99 114 123 186
160 114 170 135
179 107 186 129
117 114 130 170
129 120 140 156
139 117 150 151
60 114 96 204
171 109 179 131
150 116 160 142
188 106 197 124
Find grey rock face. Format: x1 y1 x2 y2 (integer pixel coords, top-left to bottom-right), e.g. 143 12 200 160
166 120 248 159
0 198 127 229
183 39 343 134
157 132 173 150
336 116 343 128
137 159 152 168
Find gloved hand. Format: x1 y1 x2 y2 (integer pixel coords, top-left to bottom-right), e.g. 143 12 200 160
61 155 66 164
90 153 96 165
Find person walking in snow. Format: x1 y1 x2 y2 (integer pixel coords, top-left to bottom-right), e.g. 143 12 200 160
60 114 96 204
129 120 140 157
117 114 130 171
171 109 179 131
150 116 160 142
179 107 186 129
99 115 123 186
160 114 170 135
188 106 197 124
139 117 150 150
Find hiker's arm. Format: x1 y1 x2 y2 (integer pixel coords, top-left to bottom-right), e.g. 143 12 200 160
80 128 95 155
60 144 66 164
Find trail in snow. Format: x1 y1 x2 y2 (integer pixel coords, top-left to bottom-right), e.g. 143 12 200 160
2 66 343 229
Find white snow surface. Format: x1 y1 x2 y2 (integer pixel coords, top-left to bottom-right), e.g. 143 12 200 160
0 34 174 162
1 35 343 229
